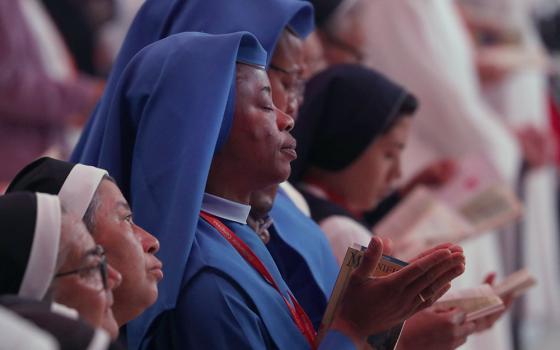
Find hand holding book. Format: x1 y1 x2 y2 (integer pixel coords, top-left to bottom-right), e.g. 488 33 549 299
398 308 476 350
326 238 465 349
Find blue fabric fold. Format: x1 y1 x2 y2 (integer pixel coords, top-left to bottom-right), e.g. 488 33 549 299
71 31 267 349
268 187 339 328
72 0 314 163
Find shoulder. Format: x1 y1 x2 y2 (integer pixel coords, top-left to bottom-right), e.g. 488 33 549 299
297 187 353 223
320 215 372 252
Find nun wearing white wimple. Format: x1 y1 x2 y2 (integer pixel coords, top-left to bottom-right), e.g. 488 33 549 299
0 191 122 340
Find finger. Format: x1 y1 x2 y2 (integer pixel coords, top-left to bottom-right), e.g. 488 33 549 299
430 283 452 304
411 244 455 262
396 249 452 283
451 336 469 349
414 264 465 309
502 294 515 309
437 307 467 325
483 272 496 286
455 321 476 338
353 236 383 279
380 237 394 255
408 253 465 295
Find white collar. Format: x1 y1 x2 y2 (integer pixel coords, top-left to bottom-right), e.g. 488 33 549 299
201 193 251 224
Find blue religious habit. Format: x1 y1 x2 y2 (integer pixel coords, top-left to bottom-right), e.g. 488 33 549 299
70 31 355 349
267 187 339 329
72 0 314 164
143 193 355 349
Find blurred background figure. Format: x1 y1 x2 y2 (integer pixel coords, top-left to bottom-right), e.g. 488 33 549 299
0 0 104 189
40 0 116 77
459 1 560 349
99 0 145 67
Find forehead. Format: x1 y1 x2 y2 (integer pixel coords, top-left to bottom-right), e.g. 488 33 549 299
95 180 128 209
378 118 412 146
274 31 304 66
236 65 270 93
63 217 96 265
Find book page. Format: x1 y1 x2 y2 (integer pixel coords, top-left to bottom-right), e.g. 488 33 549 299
493 268 537 299
436 154 503 207
435 154 522 233
374 187 474 260
435 284 505 322
458 184 523 232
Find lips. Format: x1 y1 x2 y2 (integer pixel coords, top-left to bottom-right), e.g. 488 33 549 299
281 138 297 160
148 260 164 282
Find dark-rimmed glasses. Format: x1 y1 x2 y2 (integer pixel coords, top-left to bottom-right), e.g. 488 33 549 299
55 244 108 290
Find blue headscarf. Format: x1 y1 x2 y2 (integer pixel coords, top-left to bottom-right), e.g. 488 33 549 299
72 31 267 348
72 0 314 162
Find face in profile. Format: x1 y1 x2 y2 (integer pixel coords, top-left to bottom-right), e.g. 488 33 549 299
90 180 162 326
341 117 412 211
268 30 305 119
50 215 121 338
217 64 297 190
302 31 327 80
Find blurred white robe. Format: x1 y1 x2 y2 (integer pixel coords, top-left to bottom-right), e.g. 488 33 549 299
461 0 560 345
360 1 522 349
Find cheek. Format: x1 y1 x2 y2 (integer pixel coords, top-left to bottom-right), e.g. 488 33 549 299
54 283 106 327
365 158 391 193
270 80 288 111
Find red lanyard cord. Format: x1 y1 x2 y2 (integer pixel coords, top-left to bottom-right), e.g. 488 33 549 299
200 211 317 348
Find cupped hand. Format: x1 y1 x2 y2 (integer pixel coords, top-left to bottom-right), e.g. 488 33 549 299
331 238 465 346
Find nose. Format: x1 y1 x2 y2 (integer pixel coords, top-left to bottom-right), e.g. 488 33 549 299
134 224 160 254
391 158 402 181
275 106 294 132
284 89 300 118
106 264 122 290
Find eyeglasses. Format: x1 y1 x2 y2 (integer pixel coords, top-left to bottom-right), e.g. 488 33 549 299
55 245 108 291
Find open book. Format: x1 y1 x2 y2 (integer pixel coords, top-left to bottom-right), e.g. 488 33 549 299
434 284 505 322
374 154 523 260
493 268 537 299
317 246 407 350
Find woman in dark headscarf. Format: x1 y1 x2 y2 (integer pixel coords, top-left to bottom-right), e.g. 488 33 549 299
291 64 481 350
290 64 419 262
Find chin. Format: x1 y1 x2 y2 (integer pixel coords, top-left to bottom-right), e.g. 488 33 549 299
103 313 120 340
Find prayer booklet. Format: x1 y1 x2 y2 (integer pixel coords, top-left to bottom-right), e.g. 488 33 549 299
374 154 523 261
434 284 505 322
317 245 407 350
493 268 537 299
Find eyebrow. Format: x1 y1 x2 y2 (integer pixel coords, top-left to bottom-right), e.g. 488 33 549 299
116 201 131 212
80 246 103 263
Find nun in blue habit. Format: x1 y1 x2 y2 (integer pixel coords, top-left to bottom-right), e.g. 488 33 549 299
72 0 344 346
70 30 355 349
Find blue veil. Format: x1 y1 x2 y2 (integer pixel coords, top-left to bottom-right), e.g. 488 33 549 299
72 0 314 162
71 31 267 348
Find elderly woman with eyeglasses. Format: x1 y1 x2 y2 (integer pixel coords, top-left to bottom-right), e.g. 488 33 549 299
6 157 163 329
0 192 122 339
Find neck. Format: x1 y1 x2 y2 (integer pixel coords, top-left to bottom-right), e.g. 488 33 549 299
206 162 253 204
304 174 362 217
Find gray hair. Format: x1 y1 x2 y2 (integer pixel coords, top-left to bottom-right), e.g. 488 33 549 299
82 175 115 233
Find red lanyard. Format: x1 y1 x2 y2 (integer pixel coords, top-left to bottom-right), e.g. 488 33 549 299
200 211 317 349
